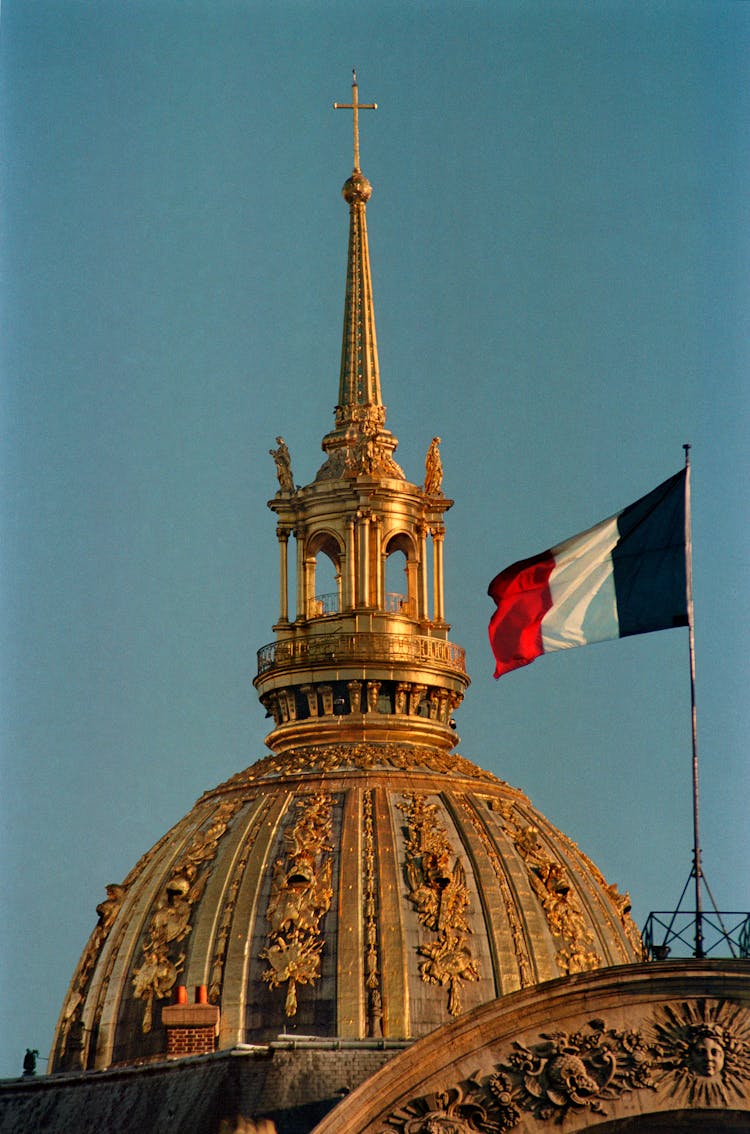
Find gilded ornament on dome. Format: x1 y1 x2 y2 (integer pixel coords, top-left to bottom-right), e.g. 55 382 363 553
501 810 601 975
458 797 534 989
557 825 643 960
208 742 501 791
363 789 384 1036
208 795 265 1003
132 797 243 1031
398 793 479 1015
260 792 334 1016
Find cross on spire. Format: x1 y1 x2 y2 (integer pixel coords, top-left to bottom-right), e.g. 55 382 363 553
333 68 377 171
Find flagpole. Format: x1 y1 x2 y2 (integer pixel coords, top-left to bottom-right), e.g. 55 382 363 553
683 443 703 958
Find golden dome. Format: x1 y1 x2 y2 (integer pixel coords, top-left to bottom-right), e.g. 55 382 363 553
51 744 640 1070
51 77 641 1076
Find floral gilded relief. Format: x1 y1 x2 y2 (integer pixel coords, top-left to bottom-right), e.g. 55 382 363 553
132 798 244 1032
260 792 334 1016
398 793 479 1016
488 800 601 976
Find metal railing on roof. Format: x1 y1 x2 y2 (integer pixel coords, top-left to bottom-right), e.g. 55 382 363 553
643 910 750 961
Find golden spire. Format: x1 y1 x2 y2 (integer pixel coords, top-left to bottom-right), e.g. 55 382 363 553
318 70 400 479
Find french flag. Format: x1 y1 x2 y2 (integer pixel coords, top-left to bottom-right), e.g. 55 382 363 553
488 470 688 678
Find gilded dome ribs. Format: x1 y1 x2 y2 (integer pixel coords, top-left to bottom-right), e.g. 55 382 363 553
493 801 602 976
457 794 535 992
207 796 268 1005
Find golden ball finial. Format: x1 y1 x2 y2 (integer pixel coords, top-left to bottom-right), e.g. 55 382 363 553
342 170 372 204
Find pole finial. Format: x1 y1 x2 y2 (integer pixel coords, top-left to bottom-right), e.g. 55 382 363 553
333 69 377 172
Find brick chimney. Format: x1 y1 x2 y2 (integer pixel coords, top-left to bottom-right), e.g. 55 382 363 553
161 985 219 1058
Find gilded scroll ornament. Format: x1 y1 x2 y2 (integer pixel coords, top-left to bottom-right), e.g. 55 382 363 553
55 882 129 1067
499 809 601 975
132 798 243 1031
260 792 333 1016
398 793 479 1015
317 433 404 482
559 825 643 960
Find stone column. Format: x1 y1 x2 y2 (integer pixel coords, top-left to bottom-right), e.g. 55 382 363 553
277 527 289 624
345 515 356 609
358 511 370 608
419 523 429 620
295 528 305 621
371 515 382 608
433 526 445 623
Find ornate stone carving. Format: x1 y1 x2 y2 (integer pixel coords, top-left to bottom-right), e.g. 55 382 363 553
132 798 243 1031
398 793 479 1015
650 999 750 1106
497 1019 656 1124
270 436 294 493
260 792 333 1016
381 1003 750 1131
210 743 503 792
386 1087 489 1134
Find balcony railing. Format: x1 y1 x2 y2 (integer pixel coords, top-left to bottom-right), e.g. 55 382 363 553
307 592 411 617
643 910 750 960
308 592 340 617
257 631 466 675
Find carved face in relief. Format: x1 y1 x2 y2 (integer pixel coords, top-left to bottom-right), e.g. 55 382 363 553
688 1029 725 1077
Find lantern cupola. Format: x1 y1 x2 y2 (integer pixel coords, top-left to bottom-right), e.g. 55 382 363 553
254 72 470 754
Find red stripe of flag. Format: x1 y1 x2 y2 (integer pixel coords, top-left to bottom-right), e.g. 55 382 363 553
488 551 556 678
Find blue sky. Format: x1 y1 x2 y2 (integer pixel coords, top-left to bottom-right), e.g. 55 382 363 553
2 0 749 1078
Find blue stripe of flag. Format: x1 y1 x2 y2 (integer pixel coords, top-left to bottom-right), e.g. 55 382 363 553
613 469 688 638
